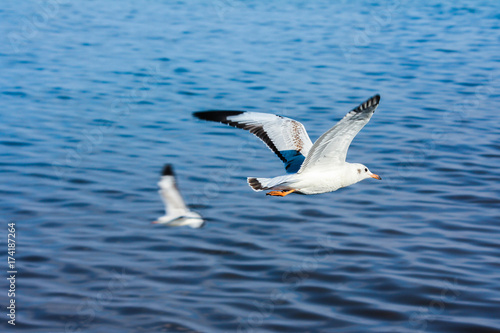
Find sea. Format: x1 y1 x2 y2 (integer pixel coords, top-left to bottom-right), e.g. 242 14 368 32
1 1 499 332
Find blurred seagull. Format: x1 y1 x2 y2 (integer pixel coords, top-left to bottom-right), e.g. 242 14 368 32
152 164 204 228
194 94 382 197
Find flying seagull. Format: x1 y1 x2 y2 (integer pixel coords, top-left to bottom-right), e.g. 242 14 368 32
193 94 382 197
153 164 204 227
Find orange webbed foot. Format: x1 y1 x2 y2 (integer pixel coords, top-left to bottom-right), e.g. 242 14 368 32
266 189 296 197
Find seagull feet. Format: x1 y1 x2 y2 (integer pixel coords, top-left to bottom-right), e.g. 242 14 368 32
266 189 296 197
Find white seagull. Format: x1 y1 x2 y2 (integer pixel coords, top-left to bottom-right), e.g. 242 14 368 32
152 164 205 227
194 94 382 197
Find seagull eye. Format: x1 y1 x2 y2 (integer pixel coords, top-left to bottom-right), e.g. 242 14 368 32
365 168 368 172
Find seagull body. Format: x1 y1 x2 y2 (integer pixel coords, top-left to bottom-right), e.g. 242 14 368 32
153 164 204 227
247 163 375 195
194 95 382 196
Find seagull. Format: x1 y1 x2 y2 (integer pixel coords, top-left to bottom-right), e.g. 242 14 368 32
193 95 382 197
152 164 205 227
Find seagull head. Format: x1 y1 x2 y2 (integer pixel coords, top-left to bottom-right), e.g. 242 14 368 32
152 215 170 224
351 163 381 181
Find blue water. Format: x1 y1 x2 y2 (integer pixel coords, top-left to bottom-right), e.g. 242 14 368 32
1 1 500 332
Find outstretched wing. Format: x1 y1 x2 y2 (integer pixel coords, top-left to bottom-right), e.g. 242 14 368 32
299 95 380 173
158 164 188 216
193 111 313 173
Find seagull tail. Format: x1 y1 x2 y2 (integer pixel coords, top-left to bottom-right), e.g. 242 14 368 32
247 175 294 192
248 177 267 191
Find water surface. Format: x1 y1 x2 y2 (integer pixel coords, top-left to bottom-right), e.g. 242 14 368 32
1 1 500 332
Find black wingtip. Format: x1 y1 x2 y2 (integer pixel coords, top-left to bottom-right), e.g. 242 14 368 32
354 94 381 112
365 94 380 106
162 164 174 176
193 110 245 122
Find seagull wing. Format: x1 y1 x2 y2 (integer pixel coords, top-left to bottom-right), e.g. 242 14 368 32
193 111 313 173
158 164 189 216
299 95 380 172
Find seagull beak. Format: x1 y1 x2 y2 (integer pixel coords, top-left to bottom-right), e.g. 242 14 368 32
370 173 382 180
152 221 159 224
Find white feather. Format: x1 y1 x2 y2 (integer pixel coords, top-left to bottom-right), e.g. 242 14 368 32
299 95 380 173
225 112 313 159
158 175 188 216
154 165 204 228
